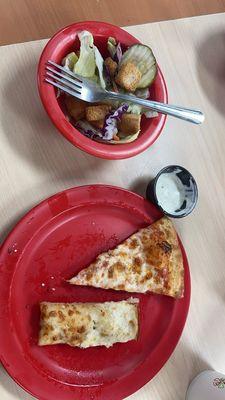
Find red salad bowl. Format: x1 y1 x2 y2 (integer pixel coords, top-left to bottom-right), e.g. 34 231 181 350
38 21 168 159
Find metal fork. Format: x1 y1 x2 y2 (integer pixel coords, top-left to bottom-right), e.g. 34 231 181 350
45 60 204 125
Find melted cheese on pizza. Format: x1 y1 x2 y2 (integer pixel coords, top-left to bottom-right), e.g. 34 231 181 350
69 217 184 298
39 299 138 348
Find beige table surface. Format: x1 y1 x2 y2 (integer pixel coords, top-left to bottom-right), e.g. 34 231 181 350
1 0 225 46
0 12 225 400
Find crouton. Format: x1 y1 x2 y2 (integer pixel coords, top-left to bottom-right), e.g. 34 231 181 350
113 134 120 141
104 57 118 77
86 105 111 121
115 62 141 92
119 113 141 135
91 119 105 129
65 96 86 121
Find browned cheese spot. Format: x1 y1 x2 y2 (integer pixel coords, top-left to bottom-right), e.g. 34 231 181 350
132 257 142 274
68 326 76 333
70 334 81 343
129 238 138 249
154 272 162 285
49 311 57 318
119 252 127 258
155 287 163 294
129 320 135 328
145 271 153 280
41 304 47 314
140 270 153 284
145 239 169 268
47 324 53 332
145 246 160 266
77 325 86 334
42 324 53 336
117 284 125 290
113 261 125 272
142 234 150 244
86 270 93 281
158 241 172 254
164 280 170 290
58 310 65 321
100 331 109 337
68 309 74 316
103 261 109 268
108 266 114 279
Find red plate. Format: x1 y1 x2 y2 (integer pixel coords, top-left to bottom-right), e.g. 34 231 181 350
0 185 190 400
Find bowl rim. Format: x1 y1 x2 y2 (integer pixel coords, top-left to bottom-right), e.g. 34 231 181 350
37 20 168 160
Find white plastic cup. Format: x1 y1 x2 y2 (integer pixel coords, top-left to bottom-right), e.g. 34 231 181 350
186 370 225 400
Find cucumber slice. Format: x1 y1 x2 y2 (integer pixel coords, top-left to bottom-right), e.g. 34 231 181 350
119 44 157 88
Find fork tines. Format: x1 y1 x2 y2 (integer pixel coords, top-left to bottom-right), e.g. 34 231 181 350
45 60 83 99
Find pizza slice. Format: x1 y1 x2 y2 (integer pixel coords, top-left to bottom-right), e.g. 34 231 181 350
38 299 138 348
69 217 184 298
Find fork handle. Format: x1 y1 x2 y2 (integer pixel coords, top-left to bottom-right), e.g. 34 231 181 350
107 91 204 125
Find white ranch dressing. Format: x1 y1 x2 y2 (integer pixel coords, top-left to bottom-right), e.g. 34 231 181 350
156 172 185 213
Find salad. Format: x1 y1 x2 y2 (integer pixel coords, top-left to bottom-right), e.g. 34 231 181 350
61 31 158 144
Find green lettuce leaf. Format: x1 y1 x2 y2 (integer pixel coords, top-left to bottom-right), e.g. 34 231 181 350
74 31 96 77
62 52 78 70
94 45 106 89
74 30 106 88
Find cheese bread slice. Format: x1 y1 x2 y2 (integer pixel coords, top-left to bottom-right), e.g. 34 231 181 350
69 217 184 298
39 299 138 348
